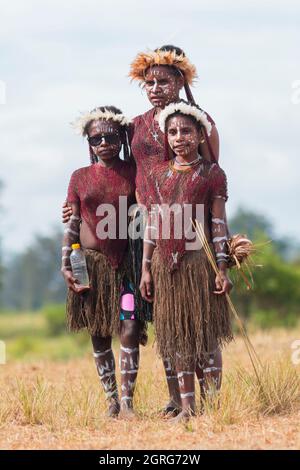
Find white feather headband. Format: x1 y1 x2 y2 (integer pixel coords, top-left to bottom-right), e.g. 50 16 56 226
158 102 212 136
72 109 131 136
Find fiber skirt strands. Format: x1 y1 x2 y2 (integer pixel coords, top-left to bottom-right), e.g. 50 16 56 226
67 248 131 338
128 209 153 322
152 249 233 368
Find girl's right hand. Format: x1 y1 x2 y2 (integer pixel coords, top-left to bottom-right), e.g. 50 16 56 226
61 269 90 294
214 270 233 295
62 201 73 224
139 270 154 302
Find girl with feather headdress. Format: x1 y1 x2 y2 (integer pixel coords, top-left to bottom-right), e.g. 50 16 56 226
139 101 233 422
62 106 146 419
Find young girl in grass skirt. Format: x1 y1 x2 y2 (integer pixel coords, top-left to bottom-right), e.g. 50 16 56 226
61 106 146 419
128 45 225 416
140 100 233 422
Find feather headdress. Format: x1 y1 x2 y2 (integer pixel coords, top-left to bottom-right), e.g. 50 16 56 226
72 108 131 136
158 101 212 136
129 49 197 85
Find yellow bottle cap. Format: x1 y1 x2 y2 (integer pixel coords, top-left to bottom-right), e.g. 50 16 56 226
71 243 81 250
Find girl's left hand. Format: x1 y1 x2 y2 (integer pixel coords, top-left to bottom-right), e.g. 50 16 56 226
214 270 233 295
139 270 154 302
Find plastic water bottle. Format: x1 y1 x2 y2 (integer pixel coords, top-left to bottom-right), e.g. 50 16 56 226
70 243 89 287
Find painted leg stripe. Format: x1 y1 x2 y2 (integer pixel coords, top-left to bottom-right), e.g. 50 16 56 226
120 346 139 354
120 369 138 375
203 367 222 373
106 391 118 399
99 371 115 379
180 392 195 398
177 371 194 378
93 348 112 358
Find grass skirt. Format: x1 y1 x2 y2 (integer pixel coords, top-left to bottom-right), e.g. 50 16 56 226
152 249 233 367
66 249 148 345
128 208 153 322
129 236 153 322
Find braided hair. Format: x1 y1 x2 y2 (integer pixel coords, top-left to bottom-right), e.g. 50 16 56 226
154 45 196 104
154 49 216 163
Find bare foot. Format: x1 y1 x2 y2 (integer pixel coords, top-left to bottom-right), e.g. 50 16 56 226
119 400 136 420
168 408 195 424
159 401 182 419
106 398 120 418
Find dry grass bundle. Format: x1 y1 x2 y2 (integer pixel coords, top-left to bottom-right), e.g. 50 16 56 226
227 234 254 268
192 220 262 374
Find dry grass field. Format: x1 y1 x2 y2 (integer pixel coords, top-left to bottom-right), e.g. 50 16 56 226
1 327 300 450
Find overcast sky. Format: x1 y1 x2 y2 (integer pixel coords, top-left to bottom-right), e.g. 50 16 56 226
0 0 299 257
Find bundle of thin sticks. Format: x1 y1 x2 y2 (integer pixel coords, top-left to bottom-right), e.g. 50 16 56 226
192 220 263 383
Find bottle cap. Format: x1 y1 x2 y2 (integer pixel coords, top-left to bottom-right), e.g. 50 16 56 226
71 243 81 250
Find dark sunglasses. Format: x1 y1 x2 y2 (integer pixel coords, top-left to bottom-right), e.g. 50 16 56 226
88 133 120 147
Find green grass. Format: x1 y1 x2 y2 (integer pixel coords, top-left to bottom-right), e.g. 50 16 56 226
6 334 91 362
0 307 156 362
0 311 47 339
0 307 297 362
0 307 91 361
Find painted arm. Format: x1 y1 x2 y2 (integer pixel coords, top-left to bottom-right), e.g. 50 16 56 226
139 208 158 302
211 197 232 295
61 202 87 293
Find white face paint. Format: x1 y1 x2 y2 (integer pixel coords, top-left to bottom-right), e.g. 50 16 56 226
152 78 159 93
144 66 183 109
167 114 200 159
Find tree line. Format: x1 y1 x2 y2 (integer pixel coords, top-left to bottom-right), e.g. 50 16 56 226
0 208 299 328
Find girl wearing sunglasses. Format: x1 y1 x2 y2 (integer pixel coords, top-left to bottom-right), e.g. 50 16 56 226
61 106 146 419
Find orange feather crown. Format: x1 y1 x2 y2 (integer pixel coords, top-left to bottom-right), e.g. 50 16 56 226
129 49 197 85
